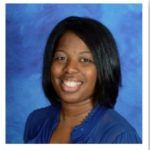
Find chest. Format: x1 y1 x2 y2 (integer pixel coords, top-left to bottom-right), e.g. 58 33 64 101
50 122 73 143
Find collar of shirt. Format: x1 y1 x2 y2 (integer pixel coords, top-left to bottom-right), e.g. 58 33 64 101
46 104 107 143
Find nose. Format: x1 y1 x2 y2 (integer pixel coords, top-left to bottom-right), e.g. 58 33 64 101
63 59 79 74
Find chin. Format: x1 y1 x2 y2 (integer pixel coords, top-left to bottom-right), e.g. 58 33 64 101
60 96 82 104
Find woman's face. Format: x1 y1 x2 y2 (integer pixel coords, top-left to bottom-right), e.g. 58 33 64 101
51 32 97 104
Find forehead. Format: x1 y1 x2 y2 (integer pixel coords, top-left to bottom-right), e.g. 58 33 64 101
55 31 91 54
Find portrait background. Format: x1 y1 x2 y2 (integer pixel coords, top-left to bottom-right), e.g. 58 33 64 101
6 4 142 143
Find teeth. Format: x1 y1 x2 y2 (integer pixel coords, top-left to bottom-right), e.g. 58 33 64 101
63 81 82 87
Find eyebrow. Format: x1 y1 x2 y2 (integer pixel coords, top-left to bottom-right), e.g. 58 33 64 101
80 51 92 54
55 49 92 54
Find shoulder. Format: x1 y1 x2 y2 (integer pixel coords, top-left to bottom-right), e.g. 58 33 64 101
102 108 133 128
28 105 54 120
24 105 58 143
94 107 141 143
26 105 54 126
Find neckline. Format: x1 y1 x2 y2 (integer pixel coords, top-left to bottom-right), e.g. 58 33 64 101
47 104 104 143
71 104 100 129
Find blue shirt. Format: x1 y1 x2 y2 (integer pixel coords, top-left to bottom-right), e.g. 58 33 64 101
24 104 141 143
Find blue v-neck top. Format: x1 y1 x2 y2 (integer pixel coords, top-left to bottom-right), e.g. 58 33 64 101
24 104 141 143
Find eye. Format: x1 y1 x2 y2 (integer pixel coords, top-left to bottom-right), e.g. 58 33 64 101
80 57 94 64
54 56 65 60
53 55 67 63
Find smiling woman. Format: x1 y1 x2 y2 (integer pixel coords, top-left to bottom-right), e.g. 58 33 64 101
51 32 97 105
24 16 141 143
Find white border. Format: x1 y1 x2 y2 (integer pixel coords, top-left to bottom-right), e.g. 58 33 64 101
0 0 143 4
0 0 6 146
142 0 149 149
0 0 149 150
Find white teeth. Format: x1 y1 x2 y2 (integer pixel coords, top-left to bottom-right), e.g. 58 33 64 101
63 81 82 87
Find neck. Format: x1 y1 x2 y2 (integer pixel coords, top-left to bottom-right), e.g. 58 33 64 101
60 99 94 123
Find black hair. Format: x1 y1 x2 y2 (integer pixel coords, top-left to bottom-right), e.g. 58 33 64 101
42 16 121 108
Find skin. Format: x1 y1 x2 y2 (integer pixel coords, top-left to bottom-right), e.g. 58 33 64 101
50 31 97 143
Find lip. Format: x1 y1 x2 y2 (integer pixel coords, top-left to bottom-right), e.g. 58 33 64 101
60 79 83 93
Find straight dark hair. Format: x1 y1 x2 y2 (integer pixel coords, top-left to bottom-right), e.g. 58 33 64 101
42 16 121 108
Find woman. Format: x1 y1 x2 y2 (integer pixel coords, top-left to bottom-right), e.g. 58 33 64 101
24 16 141 143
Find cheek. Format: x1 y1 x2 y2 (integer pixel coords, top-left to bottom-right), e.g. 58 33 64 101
51 63 62 79
50 64 62 91
86 68 97 84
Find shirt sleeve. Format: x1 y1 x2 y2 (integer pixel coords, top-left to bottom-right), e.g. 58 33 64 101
24 110 37 143
112 131 142 143
23 106 52 143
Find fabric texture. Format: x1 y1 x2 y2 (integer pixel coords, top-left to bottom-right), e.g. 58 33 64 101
24 104 141 143
6 4 142 143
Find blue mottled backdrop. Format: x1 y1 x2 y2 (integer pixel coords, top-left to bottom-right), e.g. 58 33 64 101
6 4 142 143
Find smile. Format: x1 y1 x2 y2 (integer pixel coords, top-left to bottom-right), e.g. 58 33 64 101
61 80 83 93
63 80 82 87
